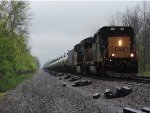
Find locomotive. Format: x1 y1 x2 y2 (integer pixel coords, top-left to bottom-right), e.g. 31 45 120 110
43 26 138 77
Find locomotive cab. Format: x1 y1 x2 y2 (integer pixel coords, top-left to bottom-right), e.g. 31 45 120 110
75 37 93 74
97 26 138 76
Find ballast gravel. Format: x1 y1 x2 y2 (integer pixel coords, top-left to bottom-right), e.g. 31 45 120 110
0 70 149 113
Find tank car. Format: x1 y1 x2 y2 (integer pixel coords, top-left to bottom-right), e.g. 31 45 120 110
43 53 68 72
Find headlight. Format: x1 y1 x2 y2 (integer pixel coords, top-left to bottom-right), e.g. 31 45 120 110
112 53 115 57
130 53 134 57
118 40 122 46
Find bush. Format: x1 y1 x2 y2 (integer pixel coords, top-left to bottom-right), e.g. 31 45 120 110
0 73 33 92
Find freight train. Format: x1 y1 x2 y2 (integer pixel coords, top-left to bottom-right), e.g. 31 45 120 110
43 26 138 77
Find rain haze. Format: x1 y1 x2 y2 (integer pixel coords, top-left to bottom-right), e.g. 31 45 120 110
29 1 139 67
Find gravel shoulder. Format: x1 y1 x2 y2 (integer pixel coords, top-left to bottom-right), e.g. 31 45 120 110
0 70 149 113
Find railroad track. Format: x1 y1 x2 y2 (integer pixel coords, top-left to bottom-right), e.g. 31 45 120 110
121 81 150 88
132 77 150 83
81 74 150 85
72 74 150 89
48 71 150 86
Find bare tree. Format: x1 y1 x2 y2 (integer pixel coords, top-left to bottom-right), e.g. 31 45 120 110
122 6 141 34
0 1 31 35
109 15 116 26
136 1 150 71
108 12 122 26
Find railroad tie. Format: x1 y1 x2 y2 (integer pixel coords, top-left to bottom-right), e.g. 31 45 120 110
142 107 150 113
123 107 146 113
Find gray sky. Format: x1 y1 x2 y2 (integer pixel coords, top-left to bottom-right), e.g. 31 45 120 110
29 1 139 67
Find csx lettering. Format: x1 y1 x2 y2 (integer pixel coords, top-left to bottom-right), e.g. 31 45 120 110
111 46 128 54
114 47 125 52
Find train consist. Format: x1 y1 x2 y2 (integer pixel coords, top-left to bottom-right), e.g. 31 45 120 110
43 26 138 77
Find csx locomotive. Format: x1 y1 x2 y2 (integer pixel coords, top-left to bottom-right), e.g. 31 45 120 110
43 26 138 77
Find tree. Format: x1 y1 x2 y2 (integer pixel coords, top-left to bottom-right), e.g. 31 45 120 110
108 12 122 26
0 1 30 34
0 1 39 77
136 2 150 72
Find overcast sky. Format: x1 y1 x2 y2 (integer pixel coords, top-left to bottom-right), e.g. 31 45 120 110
29 1 139 67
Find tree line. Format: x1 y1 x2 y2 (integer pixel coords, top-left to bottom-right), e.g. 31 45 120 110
109 1 150 73
0 1 40 77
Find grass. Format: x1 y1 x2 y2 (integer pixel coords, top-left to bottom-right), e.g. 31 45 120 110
143 71 150 76
0 73 33 92
0 92 6 97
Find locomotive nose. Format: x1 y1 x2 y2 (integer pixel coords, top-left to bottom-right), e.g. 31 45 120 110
119 61 128 67
118 61 129 73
